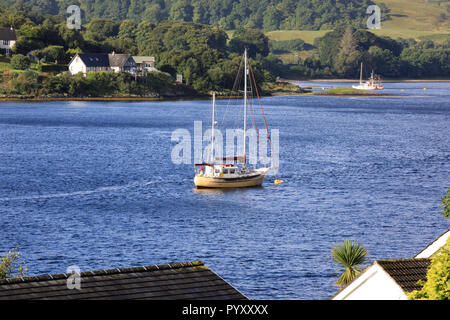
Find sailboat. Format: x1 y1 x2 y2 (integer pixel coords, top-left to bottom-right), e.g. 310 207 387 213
193 49 280 188
352 62 384 90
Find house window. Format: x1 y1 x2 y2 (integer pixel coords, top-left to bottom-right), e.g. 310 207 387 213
3 40 10 46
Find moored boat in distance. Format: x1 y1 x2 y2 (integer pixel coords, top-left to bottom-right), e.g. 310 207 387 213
352 62 384 90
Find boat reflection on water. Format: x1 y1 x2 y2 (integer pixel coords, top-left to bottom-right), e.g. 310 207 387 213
192 185 265 195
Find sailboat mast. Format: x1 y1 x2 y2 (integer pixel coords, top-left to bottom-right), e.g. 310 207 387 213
360 62 363 84
243 48 248 169
210 92 215 163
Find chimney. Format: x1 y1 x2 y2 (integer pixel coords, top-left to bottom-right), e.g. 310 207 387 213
112 51 115 55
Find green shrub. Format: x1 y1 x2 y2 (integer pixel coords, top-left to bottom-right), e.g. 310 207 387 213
37 64 68 73
269 39 309 53
10 54 31 70
408 237 450 300
0 247 27 280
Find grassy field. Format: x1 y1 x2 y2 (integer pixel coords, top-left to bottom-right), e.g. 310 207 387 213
0 55 12 71
266 30 330 45
309 87 393 96
266 0 450 64
374 0 449 31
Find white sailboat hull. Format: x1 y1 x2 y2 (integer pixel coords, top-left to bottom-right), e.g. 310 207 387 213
194 173 266 188
194 167 270 188
352 84 383 90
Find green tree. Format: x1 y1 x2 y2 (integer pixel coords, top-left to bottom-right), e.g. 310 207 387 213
0 247 27 280
408 237 450 300
229 28 269 58
333 26 361 78
331 240 369 288
126 0 146 21
441 188 450 219
85 18 119 42
142 3 165 23
10 54 31 69
9 70 40 95
118 19 138 41
169 0 194 22
262 5 281 31
40 45 66 63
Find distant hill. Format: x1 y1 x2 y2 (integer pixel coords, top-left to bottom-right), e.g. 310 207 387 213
2 0 448 43
0 0 386 30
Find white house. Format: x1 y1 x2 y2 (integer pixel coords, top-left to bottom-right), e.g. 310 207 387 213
331 229 449 300
68 52 136 76
0 27 16 55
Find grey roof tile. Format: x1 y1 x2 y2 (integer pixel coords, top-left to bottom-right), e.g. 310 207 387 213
0 261 247 300
377 258 431 292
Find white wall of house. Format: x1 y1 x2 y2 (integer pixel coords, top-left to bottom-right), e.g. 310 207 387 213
69 55 87 75
0 40 15 49
332 264 407 300
0 40 15 54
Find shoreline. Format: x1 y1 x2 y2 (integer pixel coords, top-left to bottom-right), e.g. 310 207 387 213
0 91 296 102
282 79 450 83
306 93 404 97
0 95 211 102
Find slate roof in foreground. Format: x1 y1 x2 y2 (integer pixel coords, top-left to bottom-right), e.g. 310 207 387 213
0 261 247 300
377 258 431 292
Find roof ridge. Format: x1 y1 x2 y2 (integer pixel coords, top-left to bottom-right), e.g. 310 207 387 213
414 228 450 258
376 258 431 263
0 260 204 285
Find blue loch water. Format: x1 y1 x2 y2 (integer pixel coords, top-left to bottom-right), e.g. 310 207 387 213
0 82 449 299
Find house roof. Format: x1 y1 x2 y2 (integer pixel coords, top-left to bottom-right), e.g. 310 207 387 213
0 261 247 300
76 53 110 67
331 229 448 299
376 258 431 293
108 53 134 68
133 56 155 64
331 258 431 299
0 27 16 40
415 228 450 258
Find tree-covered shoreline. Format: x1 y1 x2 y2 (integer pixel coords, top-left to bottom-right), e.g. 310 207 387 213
0 3 448 99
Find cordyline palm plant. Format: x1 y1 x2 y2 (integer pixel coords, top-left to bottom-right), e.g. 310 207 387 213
331 240 369 289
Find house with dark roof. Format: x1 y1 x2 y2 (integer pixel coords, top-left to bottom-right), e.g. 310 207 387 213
331 229 449 300
0 27 16 55
108 52 136 73
0 261 247 300
68 52 136 76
